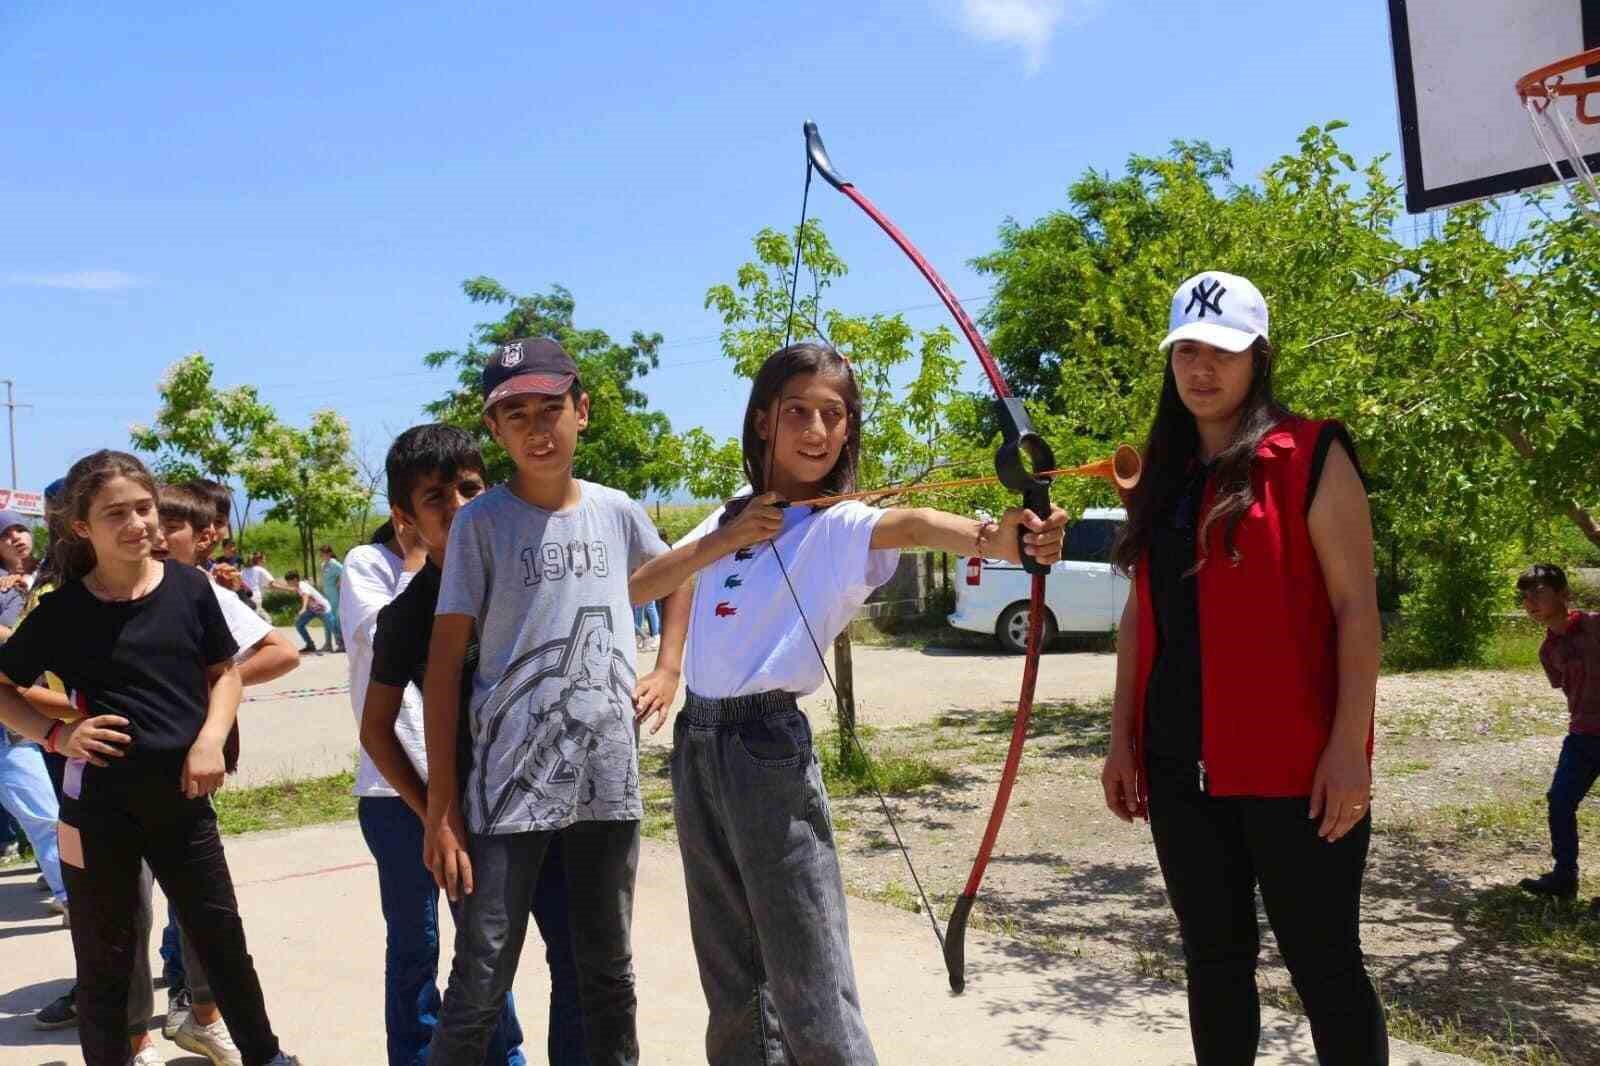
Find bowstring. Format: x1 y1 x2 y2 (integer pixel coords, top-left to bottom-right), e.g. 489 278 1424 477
769 157 946 949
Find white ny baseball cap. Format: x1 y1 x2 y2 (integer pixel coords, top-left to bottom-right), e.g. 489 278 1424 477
1158 270 1269 354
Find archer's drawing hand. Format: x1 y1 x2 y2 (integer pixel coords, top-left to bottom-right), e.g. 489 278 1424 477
717 493 785 553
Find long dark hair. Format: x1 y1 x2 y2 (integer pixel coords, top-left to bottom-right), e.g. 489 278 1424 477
740 342 862 498
1111 337 1290 573
47 450 159 582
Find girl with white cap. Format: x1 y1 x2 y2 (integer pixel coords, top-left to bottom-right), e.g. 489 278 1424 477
1100 271 1388 1064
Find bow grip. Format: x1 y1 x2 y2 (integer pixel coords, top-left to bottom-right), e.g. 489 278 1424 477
993 397 1055 577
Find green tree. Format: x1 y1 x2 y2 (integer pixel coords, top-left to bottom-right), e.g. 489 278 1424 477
423 278 678 498
243 411 370 576
702 220 965 496
129 353 280 535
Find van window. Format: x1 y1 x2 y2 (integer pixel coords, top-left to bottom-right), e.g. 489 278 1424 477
1064 519 1119 563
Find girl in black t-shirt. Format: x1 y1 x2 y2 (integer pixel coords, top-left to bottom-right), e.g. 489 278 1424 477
0 450 301 1066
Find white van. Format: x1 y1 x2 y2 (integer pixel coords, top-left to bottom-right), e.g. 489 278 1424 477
947 507 1130 653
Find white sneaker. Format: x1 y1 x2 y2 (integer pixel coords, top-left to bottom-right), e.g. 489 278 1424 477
173 1013 243 1066
132 1045 168 1065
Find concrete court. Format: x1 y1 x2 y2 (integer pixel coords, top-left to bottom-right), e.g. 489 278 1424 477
0 822 1472 1066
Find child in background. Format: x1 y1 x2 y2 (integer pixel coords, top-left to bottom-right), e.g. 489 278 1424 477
149 482 301 1061
423 338 681 1066
185 480 234 572
319 546 346 654
0 450 300 1066
284 571 333 654
1516 563 1600 914
356 423 584 1065
0 507 69 920
627 341 1067 1064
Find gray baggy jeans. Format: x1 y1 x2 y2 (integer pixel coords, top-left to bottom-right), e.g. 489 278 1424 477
672 690 877 1066
429 819 640 1066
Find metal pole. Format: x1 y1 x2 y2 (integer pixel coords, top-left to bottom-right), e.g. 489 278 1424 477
1 379 31 489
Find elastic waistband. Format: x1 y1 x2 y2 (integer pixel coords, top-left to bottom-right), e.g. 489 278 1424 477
682 689 800 725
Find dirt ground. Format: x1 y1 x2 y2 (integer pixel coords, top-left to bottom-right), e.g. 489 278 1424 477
641 664 1598 1065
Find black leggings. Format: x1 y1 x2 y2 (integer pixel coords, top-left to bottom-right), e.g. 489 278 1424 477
1147 777 1387 1066
59 762 281 1066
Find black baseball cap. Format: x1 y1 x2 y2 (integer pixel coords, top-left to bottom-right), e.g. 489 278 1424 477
481 337 579 412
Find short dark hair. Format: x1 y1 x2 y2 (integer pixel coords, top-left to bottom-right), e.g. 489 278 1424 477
186 478 231 523
319 544 334 554
285 570 300 582
157 482 218 533
1517 563 1568 596
222 538 236 549
385 424 487 515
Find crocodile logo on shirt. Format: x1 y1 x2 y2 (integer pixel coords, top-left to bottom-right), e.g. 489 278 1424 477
714 601 737 618
723 575 743 589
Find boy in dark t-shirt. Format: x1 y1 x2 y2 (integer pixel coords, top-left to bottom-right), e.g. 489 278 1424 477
1515 563 1600 912
356 424 584 1065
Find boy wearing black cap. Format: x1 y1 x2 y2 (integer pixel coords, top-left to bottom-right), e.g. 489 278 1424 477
424 337 677 1066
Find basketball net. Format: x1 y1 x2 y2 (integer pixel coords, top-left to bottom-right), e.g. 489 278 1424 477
1518 47 1600 227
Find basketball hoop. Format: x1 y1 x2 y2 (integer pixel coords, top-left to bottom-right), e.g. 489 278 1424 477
1516 46 1600 225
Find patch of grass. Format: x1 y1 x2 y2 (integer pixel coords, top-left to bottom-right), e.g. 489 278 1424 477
1462 886 1600 972
819 738 952 798
1386 757 1434 776
638 749 676 841
1388 791 1600 858
936 698 1112 759
863 879 924 914
212 771 358 835
1483 619 1548 673
1382 1003 1568 1066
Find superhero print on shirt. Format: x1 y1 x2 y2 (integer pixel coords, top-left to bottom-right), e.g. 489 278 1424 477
471 605 637 830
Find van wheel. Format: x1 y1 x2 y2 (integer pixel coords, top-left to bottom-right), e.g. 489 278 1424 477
995 602 1057 655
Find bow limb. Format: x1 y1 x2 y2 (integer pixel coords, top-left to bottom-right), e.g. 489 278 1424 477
804 120 1055 994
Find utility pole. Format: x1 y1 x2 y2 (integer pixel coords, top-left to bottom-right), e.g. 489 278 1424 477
1 379 32 489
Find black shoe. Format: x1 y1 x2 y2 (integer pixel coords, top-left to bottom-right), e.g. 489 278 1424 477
299 644 317 654
33 989 76 1030
1519 870 1579 900
1588 897 1600 920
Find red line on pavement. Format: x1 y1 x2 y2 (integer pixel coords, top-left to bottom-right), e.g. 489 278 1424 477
238 860 374 887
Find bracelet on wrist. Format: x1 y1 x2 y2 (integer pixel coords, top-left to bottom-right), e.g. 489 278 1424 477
43 720 64 755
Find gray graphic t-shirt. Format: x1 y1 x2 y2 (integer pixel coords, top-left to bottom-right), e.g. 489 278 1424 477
436 481 668 835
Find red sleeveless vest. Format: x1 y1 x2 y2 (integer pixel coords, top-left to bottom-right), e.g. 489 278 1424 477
1132 416 1367 798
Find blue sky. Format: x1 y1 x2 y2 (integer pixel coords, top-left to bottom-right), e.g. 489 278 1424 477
2 1 1413 500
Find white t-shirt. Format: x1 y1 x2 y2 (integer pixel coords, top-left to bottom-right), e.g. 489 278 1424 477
242 565 274 596
678 500 899 699
297 580 331 613
211 580 272 663
338 543 422 798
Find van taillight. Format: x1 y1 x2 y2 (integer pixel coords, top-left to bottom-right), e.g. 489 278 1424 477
965 556 982 586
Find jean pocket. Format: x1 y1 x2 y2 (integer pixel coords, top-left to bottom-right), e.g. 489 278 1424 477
735 711 812 768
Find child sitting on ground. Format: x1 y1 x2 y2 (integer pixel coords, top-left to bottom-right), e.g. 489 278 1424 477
1515 563 1600 916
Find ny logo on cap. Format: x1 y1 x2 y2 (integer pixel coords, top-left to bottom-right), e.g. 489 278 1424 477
1185 279 1226 319
501 342 524 367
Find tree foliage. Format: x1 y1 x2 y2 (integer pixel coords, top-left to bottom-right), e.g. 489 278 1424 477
973 122 1600 665
129 353 279 533
423 278 678 497
243 410 369 576
700 220 966 500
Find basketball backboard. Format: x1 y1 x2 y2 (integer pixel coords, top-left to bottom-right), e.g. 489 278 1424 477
1388 0 1600 212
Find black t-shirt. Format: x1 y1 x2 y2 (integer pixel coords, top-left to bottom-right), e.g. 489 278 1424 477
1142 462 1211 782
370 559 474 782
0 561 238 763
1142 423 1362 784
